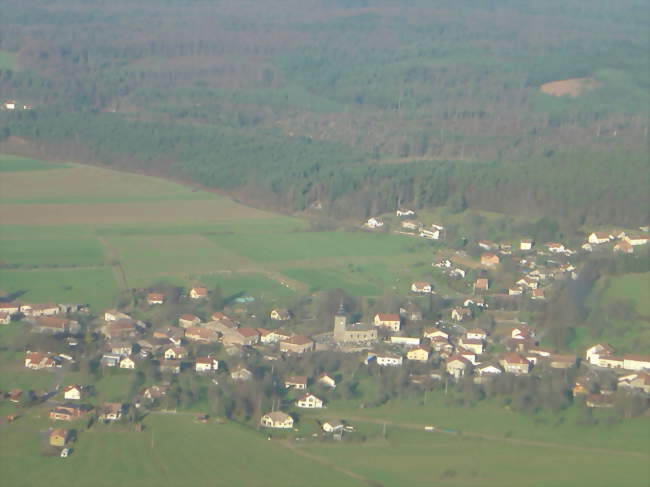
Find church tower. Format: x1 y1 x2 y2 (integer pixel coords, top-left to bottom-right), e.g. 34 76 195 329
333 302 348 342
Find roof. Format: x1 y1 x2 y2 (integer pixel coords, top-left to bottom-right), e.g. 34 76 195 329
502 353 529 365
100 402 122 414
64 385 81 392
195 356 215 365
376 313 400 321
263 411 292 422
238 326 259 338
34 317 68 329
50 428 68 437
286 375 307 384
446 354 471 365
624 354 650 362
282 335 312 346
297 392 321 401
180 314 199 321
147 293 164 300
191 287 208 295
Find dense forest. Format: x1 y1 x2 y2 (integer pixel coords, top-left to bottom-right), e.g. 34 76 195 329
0 0 648 225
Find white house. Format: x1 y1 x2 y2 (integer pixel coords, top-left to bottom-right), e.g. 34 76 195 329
322 421 345 433
396 209 415 217
477 364 503 376
317 373 337 389
520 239 534 251
365 217 384 229
376 354 403 366
420 228 442 240
623 355 650 372
296 393 324 409
260 411 293 429
588 232 614 245
466 328 487 341
624 235 649 246
63 385 83 401
119 357 136 369
189 287 208 300
373 313 401 332
411 282 433 294
585 343 614 365
195 357 219 372
390 336 421 347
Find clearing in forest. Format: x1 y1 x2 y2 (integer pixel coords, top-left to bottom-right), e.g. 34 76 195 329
540 77 599 97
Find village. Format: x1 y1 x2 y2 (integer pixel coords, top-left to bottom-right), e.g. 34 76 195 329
1 209 649 458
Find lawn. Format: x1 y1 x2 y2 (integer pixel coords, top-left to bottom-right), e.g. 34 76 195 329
197 272 296 300
0 268 118 310
0 50 17 69
282 266 383 296
0 414 361 487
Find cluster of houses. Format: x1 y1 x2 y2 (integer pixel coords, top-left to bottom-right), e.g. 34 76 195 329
583 230 649 254
364 209 446 242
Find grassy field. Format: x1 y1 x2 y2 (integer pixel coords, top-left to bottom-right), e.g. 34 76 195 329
0 50 17 70
0 154 440 308
602 272 650 316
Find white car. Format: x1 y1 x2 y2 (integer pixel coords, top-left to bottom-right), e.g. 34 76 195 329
60 448 71 458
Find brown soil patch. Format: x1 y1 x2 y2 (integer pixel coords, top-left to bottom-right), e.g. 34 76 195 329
540 77 599 97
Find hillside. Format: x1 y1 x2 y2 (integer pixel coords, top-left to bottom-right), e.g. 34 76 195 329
0 0 648 225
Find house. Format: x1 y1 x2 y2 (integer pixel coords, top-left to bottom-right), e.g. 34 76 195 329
25 351 59 370
179 314 201 328
401 220 421 231
22 303 60 318
549 355 576 369
613 241 634 254
396 209 416 217
164 346 187 360
451 307 472 322
411 282 433 294
296 393 324 409
285 376 308 389
102 319 141 340
257 328 283 344
143 385 169 400
446 355 471 379
618 373 650 394
316 373 337 389
508 287 523 296
531 289 546 300
588 232 614 245
466 328 487 341
420 228 442 240
500 353 530 375
32 317 73 335
0 311 11 325
260 411 293 429
3 100 16 110
195 356 219 372
585 343 614 365
365 217 384 229
480 253 500 267
49 428 69 447
159 359 181 374
322 420 345 433
104 310 131 322
0 302 20 317
222 327 259 347
63 385 83 401
623 355 650 371
459 337 483 355
511 326 535 341
624 235 649 246
99 403 123 422
120 356 136 369
185 326 219 343
146 293 164 305
270 308 292 321
376 354 403 366
520 239 534 251
101 353 122 368
476 363 503 377
478 240 497 251
448 268 466 279
49 404 85 421
390 336 421 347
109 341 133 357
545 242 566 254
430 335 454 355
598 356 625 369
423 328 448 340
473 278 489 292
280 335 314 354
373 313 401 332
189 287 208 300
230 366 253 381
407 346 430 362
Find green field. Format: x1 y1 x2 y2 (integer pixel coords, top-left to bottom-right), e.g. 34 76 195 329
0 50 17 70
602 273 650 316
0 237 106 267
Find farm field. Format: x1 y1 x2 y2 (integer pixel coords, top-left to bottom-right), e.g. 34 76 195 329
601 272 650 317
0 154 437 309
0 413 361 487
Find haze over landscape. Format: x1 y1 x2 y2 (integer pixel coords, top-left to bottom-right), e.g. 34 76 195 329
0 1 648 486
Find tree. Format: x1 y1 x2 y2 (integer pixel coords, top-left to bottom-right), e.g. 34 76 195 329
210 284 223 310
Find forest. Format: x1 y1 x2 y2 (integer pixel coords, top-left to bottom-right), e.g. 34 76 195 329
0 0 648 225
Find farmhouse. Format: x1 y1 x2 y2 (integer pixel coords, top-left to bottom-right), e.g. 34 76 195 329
473 278 489 292
376 354 403 367
63 385 83 400
179 314 201 328
22 303 60 318
317 373 337 389
588 232 614 245
373 313 401 332
623 355 650 371
520 239 534 250
103 319 141 340
511 326 535 341
189 287 208 300
99 402 123 422
185 326 219 343
270 308 292 321
146 293 165 305
411 282 433 294
480 253 500 267
257 328 284 344
260 411 293 429
624 235 649 246
49 428 69 447
25 351 59 370
446 355 471 379
280 335 314 354
500 353 531 375
195 356 219 372
285 376 308 389
109 341 132 356
407 346 430 362
296 393 324 409
546 242 566 254
585 343 614 365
